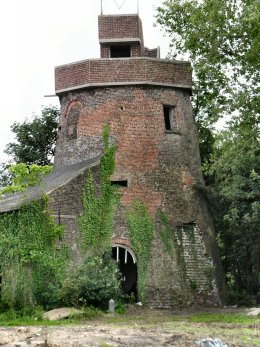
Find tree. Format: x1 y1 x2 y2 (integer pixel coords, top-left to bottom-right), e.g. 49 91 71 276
156 0 259 125
0 163 52 195
5 106 60 166
206 113 260 303
156 0 260 303
0 163 12 190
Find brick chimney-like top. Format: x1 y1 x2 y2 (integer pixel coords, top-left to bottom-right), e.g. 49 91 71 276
98 14 159 58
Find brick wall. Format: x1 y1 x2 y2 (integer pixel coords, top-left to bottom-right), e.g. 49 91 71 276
55 58 192 93
53 85 224 306
98 15 144 42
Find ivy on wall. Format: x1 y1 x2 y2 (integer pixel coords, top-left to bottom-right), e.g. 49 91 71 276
127 200 154 302
158 210 175 256
79 124 120 256
0 197 67 309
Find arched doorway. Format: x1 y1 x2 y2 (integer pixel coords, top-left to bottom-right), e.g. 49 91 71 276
112 245 137 295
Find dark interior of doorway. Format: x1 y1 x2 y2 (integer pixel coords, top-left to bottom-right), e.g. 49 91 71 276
112 246 137 298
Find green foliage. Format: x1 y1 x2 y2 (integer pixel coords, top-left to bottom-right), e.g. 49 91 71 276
0 198 67 309
157 0 260 304
156 0 259 124
206 115 260 303
58 255 122 309
68 306 102 321
0 163 12 189
0 306 101 326
186 313 260 324
79 124 120 255
127 201 154 302
156 0 260 170
115 299 127 314
0 163 52 195
5 106 59 165
61 124 123 309
158 210 175 256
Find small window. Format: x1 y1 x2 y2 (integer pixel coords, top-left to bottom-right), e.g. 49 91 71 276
111 180 128 187
163 105 176 131
110 45 131 58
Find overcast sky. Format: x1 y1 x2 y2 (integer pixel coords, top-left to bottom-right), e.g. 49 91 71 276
0 0 170 162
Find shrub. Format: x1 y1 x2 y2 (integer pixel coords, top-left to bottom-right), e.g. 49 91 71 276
59 254 122 309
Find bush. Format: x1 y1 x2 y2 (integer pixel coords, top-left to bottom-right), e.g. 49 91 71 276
59 254 122 309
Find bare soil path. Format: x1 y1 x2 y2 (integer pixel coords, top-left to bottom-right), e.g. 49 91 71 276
0 307 259 347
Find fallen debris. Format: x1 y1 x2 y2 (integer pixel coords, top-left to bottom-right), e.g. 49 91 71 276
196 338 228 347
246 307 260 316
43 307 83 321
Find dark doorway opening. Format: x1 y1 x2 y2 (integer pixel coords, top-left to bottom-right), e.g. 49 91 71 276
112 246 137 296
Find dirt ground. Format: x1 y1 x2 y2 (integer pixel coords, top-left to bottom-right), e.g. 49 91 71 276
0 306 259 347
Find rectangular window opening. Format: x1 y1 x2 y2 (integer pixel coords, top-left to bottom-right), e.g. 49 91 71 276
110 45 131 58
163 105 175 131
111 180 128 187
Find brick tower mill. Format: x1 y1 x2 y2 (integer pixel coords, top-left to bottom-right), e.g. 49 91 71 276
52 13 225 307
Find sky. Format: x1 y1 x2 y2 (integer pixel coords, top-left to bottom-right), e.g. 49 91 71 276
0 0 171 163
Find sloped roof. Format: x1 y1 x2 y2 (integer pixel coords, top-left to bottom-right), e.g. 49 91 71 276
0 156 100 213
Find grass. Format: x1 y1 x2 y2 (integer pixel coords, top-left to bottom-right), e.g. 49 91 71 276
100 311 260 325
185 312 260 324
0 308 259 346
0 308 259 329
0 306 102 326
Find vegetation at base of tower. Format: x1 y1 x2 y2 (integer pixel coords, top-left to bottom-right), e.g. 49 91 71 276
4 106 59 166
79 124 120 255
156 0 260 304
57 254 122 309
60 124 124 308
0 163 52 195
0 197 67 310
127 201 154 302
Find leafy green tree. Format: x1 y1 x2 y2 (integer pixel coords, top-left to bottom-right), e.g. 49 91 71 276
5 106 59 165
0 163 12 190
206 113 260 303
156 0 260 302
0 163 52 195
156 0 259 124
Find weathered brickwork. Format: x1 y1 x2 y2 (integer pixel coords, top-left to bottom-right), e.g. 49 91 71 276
55 58 192 93
52 14 224 307
53 85 224 306
98 15 144 43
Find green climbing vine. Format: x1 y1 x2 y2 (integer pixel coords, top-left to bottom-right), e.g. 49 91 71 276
0 197 67 309
127 200 154 302
158 210 175 256
79 124 120 255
